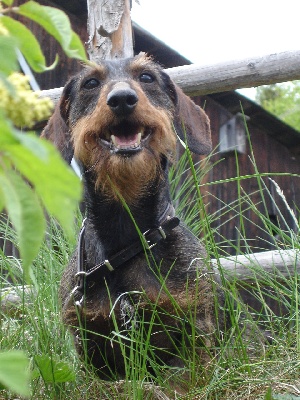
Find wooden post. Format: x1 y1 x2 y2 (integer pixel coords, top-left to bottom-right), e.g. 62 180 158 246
87 0 133 62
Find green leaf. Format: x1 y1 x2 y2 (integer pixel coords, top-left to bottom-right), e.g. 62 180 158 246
0 169 46 278
0 119 80 254
1 0 14 5
0 114 20 145
0 117 17 212
15 130 50 160
1 16 58 72
7 132 81 239
17 1 87 61
34 355 76 383
0 351 31 397
0 35 19 75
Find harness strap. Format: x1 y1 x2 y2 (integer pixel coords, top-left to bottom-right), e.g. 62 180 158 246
71 205 180 306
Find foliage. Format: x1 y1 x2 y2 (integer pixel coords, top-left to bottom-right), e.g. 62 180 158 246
0 351 31 397
0 0 87 397
0 0 86 278
255 81 300 131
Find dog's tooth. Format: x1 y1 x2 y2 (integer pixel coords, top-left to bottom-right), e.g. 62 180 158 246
137 132 142 144
111 135 121 149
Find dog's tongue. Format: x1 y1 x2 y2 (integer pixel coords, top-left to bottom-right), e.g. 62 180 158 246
111 132 141 149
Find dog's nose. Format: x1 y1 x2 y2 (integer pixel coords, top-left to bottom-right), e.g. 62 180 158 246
107 82 138 116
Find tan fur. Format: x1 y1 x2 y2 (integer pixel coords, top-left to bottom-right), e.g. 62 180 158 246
129 53 159 73
71 81 177 204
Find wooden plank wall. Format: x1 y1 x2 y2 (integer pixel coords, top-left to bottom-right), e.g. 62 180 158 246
197 96 300 255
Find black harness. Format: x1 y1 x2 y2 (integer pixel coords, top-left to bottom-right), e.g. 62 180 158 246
71 204 180 307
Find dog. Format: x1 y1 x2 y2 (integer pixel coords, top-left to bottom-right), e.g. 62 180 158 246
42 53 225 382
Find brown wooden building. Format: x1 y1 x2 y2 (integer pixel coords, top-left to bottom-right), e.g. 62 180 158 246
12 0 300 256
200 92 300 255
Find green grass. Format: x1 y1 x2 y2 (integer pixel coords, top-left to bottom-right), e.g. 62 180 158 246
0 142 300 400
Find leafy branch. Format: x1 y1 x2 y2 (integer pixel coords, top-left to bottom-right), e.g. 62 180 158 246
0 1 86 396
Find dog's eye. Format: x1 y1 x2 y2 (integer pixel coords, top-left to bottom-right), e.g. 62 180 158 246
83 78 100 89
139 73 155 83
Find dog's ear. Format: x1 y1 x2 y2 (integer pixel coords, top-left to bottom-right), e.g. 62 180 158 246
172 85 212 155
41 81 75 164
159 68 211 154
170 80 212 154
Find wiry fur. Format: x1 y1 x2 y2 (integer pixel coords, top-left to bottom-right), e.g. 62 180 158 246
41 54 225 386
71 98 176 203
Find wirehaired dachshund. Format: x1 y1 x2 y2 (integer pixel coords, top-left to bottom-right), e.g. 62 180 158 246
42 53 225 381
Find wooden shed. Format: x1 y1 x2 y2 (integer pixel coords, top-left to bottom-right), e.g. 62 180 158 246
200 92 300 255
11 0 300 256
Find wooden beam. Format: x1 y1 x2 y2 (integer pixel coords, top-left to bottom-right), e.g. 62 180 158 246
39 50 300 103
211 249 300 282
86 0 133 62
167 50 300 96
2 249 299 315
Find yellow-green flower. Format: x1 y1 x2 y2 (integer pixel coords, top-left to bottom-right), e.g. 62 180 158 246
0 73 53 128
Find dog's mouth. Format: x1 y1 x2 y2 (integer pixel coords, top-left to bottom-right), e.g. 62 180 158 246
99 123 151 155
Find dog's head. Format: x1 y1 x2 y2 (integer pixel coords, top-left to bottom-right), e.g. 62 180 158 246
42 54 211 202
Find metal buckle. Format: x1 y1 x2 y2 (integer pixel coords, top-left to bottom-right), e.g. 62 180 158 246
74 296 84 309
104 260 114 271
157 226 167 240
70 270 87 302
143 226 166 250
70 285 80 297
143 229 155 249
75 271 87 286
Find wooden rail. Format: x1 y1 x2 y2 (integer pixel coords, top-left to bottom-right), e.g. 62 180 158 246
39 50 300 103
211 249 300 282
2 249 299 315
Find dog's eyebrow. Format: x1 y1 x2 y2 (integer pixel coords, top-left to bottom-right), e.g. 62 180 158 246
83 64 107 79
129 55 158 74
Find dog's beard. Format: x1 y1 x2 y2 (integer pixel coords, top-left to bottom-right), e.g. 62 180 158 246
72 115 176 204
94 148 161 203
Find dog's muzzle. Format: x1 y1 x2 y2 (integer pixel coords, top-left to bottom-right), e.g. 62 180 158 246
102 82 152 156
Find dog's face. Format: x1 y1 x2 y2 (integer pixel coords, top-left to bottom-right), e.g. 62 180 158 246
42 54 211 203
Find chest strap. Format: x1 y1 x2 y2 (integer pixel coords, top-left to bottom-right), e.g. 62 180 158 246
71 206 180 307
